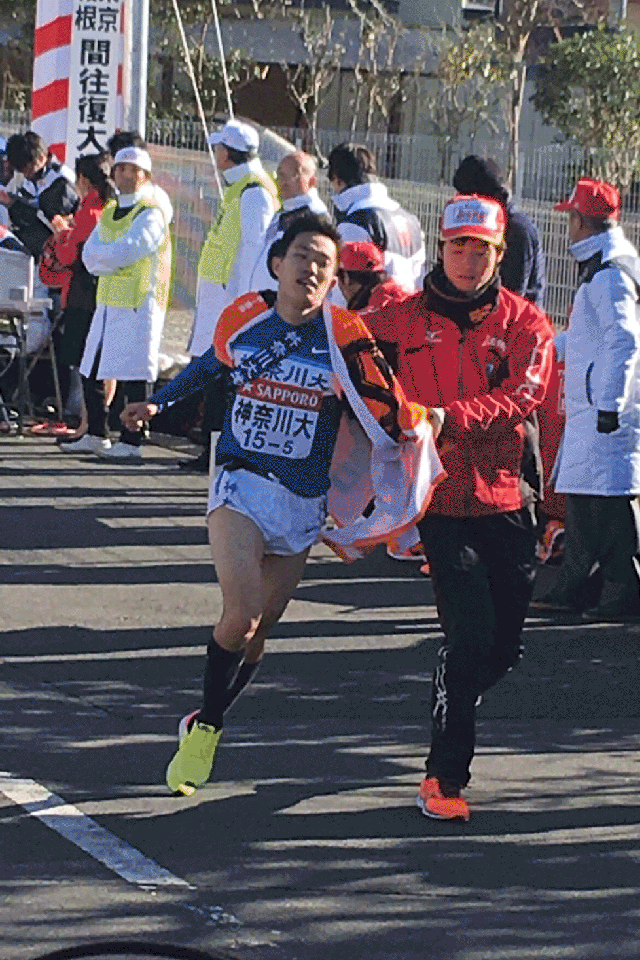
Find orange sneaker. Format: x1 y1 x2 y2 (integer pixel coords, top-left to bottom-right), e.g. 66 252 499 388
416 776 470 821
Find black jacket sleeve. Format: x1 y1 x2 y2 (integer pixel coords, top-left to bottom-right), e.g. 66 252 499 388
501 206 546 307
38 175 79 222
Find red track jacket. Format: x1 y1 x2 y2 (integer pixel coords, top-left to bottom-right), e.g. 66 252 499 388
367 285 554 517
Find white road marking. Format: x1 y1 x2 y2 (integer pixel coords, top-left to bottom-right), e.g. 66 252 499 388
0 773 193 889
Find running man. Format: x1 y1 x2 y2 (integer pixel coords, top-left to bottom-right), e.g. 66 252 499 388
121 215 442 796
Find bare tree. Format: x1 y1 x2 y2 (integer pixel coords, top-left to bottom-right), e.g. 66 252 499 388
277 2 346 159
345 0 374 138
150 0 264 119
346 0 416 138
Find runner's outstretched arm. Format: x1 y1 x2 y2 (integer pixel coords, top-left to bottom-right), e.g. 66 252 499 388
120 347 225 430
149 346 225 411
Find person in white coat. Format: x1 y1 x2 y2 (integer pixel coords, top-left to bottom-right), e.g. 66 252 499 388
545 178 640 616
181 119 277 473
77 146 172 461
328 142 425 294
248 150 328 293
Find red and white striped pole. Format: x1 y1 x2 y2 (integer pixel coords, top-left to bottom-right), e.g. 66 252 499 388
32 0 129 164
32 0 73 162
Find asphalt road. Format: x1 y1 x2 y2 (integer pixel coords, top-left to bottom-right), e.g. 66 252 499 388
1 435 639 960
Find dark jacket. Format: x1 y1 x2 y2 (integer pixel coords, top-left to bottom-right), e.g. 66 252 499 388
9 162 79 259
502 200 546 307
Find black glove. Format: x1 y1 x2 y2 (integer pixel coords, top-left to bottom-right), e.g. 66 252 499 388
597 410 619 434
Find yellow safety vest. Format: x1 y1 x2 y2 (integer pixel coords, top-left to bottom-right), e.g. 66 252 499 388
97 199 172 310
198 172 273 285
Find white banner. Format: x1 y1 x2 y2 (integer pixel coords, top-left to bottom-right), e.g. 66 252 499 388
66 0 125 163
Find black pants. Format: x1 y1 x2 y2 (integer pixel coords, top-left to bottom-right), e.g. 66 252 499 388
199 368 230 452
417 508 537 786
83 352 149 445
554 494 640 610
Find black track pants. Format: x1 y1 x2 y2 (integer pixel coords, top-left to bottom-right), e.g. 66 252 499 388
417 508 537 786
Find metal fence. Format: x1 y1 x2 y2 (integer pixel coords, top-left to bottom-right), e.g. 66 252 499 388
147 141 588 328
3 113 640 331
0 110 30 138
146 119 640 210
147 118 511 189
3 112 640 209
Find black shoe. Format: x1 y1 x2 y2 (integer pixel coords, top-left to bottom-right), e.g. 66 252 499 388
177 451 210 473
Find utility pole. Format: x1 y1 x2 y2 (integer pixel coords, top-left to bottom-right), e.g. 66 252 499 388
128 0 150 137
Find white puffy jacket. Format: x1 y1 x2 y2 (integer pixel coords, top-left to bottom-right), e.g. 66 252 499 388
555 226 640 496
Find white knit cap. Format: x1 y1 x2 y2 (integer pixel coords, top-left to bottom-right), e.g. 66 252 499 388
113 146 152 173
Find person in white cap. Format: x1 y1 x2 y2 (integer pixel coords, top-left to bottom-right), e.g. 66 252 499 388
181 118 277 473
367 194 555 821
106 131 174 227
74 146 172 460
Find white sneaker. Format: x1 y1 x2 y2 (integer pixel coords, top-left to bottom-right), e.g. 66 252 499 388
96 441 143 461
59 434 111 454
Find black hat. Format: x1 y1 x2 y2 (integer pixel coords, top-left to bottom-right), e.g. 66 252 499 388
453 155 509 204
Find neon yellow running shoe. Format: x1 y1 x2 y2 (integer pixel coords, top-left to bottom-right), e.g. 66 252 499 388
166 711 222 796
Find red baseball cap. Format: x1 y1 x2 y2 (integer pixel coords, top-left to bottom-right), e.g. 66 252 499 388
339 241 385 273
554 178 621 217
440 194 506 246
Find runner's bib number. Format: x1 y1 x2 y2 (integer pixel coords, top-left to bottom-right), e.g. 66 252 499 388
231 379 321 459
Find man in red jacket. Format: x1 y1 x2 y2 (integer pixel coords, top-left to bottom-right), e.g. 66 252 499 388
367 194 554 820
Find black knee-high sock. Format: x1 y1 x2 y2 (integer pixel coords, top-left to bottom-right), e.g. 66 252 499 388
222 660 261 713
201 638 243 728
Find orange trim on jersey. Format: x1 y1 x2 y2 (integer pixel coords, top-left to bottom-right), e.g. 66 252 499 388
330 305 373 349
329 304 427 440
213 292 271 366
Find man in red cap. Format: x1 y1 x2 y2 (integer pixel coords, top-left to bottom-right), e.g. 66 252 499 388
541 178 640 617
337 240 410 311
367 194 555 820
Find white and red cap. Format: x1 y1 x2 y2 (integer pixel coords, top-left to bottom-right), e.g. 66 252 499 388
440 194 506 246
554 178 621 217
208 119 259 153
113 147 152 173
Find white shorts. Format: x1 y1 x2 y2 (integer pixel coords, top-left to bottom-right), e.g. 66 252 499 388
207 467 327 556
